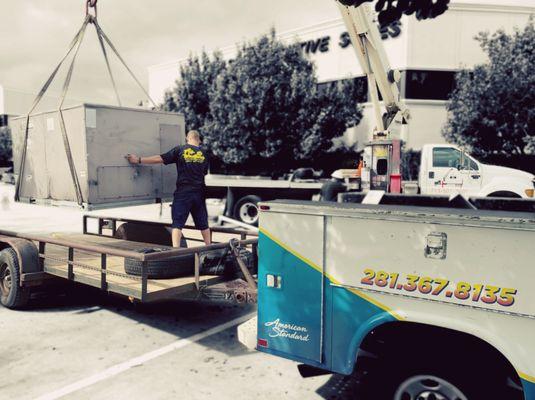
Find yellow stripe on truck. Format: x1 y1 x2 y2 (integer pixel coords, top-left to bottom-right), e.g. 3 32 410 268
259 227 404 321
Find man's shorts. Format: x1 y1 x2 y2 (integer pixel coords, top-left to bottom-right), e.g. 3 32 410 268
171 189 209 230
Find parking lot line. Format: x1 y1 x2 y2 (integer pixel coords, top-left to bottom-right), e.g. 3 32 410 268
34 312 256 400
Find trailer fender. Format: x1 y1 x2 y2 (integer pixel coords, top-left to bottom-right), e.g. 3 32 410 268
0 236 40 276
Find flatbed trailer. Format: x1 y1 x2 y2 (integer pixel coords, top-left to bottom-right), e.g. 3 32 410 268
0 217 258 309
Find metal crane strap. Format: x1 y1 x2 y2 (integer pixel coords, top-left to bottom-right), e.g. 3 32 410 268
15 8 158 206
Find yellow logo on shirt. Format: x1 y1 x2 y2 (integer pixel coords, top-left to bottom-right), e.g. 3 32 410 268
183 148 205 163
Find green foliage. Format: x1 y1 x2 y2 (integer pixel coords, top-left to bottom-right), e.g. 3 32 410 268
164 30 363 172
443 19 535 158
0 126 12 167
163 51 226 133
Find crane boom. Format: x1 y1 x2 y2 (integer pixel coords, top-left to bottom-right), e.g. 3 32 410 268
336 1 409 138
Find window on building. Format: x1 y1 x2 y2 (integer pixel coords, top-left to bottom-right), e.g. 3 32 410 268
402 70 455 100
0 115 8 127
317 76 367 103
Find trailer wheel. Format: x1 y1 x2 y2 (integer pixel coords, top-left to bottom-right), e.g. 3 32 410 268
0 248 30 309
124 246 194 279
233 195 262 226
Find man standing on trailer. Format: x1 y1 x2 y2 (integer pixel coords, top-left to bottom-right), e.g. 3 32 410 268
126 130 211 247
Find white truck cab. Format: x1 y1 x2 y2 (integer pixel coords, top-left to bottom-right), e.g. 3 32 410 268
419 144 535 199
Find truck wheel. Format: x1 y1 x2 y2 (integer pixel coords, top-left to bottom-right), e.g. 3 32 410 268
393 374 468 400
360 353 519 400
233 195 262 226
124 246 194 279
0 248 30 309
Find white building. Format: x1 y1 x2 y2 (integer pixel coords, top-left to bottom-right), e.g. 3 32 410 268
148 0 533 150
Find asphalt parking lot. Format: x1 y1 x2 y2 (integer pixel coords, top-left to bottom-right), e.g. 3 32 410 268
0 183 361 400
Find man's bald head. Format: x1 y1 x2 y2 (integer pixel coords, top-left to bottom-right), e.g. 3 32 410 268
186 130 201 145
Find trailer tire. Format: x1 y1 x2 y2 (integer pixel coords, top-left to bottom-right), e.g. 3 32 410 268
233 195 262 226
114 222 186 247
124 247 194 279
200 248 256 277
0 248 30 309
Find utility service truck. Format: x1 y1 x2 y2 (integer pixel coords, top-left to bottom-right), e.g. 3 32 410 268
368 143 535 198
238 1 535 400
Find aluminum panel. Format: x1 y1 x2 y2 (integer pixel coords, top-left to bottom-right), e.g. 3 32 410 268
11 104 185 207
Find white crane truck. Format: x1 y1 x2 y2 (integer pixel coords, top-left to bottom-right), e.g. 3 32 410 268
239 2 535 400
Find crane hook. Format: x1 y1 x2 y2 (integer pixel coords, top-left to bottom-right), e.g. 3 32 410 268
85 0 97 19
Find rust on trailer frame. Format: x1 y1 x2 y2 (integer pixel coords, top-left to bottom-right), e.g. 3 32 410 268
142 239 258 261
0 229 146 260
82 215 259 238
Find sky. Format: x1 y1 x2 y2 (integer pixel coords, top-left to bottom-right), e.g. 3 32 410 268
0 0 533 108
0 0 341 107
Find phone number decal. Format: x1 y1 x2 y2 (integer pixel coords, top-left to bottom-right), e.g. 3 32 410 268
361 269 517 307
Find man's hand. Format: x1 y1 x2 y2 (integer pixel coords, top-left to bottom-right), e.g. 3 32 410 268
125 154 140 164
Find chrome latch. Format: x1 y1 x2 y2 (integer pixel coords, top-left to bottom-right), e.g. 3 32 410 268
425 232 447 260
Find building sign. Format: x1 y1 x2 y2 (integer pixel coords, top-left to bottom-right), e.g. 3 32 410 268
300 21 402 55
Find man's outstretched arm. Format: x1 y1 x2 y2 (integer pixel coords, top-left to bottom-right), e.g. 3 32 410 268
125 154 163 165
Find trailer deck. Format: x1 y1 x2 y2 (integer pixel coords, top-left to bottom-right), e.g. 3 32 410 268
0 220 258 306
42 233 224 302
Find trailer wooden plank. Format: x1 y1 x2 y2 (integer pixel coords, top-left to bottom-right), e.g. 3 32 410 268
41 239 223 301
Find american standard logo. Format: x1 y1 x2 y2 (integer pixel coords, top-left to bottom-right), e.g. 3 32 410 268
264 319 310 342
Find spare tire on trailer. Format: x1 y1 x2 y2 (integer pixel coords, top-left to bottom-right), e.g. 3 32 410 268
199 247 256 278
0 248 30 309
124 245 194 280
114 222 187 247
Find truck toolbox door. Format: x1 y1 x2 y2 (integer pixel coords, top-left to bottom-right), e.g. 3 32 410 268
257 211 325 364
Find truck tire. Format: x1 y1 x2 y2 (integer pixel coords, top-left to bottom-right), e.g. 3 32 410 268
124 246 194 279
360 349 521 400
233 195 262 226
487 191 521 198
320 180 346 202
0 248 30 309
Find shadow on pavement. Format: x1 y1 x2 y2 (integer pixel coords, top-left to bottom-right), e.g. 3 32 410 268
23 282 255 357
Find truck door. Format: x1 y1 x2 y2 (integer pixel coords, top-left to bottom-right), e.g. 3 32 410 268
426 147 466 195
257 211 324 364
457 153 483 195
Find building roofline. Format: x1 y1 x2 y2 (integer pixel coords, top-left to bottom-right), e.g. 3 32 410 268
148 1 534 72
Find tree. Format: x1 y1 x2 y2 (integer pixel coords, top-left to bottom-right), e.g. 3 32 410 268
203 30 363 170
0 126 12 167
163 51 227 133
337 0 450 27
443 19 535 158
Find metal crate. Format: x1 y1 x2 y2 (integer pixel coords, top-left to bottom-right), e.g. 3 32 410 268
11 104 185 208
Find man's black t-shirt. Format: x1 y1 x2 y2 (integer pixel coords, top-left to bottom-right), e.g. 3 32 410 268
161 144 209 193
